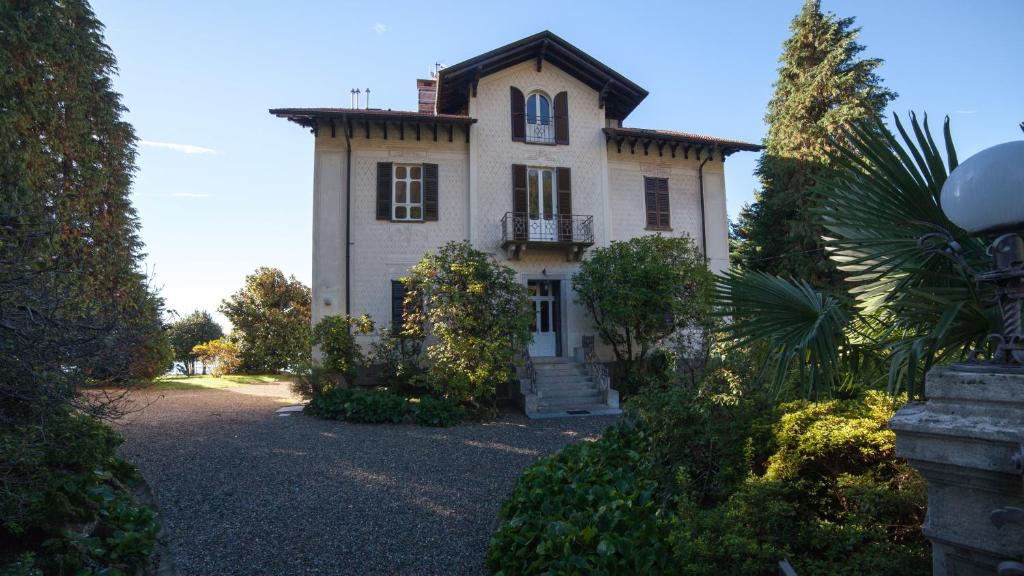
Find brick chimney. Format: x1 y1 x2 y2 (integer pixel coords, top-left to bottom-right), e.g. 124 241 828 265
417 79 436 114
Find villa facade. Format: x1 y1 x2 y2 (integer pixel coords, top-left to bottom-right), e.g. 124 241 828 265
272 31 759 415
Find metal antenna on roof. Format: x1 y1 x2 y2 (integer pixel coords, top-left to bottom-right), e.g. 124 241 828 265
354 88 361 109
350 89 356 109
365 88 371 109
431 62 444 79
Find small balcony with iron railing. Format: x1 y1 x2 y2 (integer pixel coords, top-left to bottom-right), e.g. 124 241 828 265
525 117 555 145
500 212 595 261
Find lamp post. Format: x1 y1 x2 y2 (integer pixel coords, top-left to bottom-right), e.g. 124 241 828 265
940 140 1024 367
890 139 1024 576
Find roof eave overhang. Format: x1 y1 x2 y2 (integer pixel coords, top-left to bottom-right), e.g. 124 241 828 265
603 127 763 160
269 109 476 139
436 31 648 120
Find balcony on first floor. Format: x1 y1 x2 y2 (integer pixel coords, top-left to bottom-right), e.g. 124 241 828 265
500 212 595 261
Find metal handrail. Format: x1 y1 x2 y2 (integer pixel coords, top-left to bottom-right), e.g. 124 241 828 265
520 346 538 395
500 212 595 244
582 337 610 400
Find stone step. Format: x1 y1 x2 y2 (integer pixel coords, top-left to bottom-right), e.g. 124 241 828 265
536 381 597 392
534 365 587 374
539 388 601 401
539 395 603 408
537 375 593 385
536 403 621 415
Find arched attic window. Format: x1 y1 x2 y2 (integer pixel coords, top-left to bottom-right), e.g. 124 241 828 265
510 87 569 145
526 91 553 144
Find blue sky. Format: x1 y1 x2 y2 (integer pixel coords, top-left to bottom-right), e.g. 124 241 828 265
91 0 1024 329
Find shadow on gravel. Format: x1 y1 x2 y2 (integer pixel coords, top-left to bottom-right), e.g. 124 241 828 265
116 387 617 576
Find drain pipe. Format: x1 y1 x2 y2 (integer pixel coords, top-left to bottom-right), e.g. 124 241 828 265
697 151 712 261
343 116 352 315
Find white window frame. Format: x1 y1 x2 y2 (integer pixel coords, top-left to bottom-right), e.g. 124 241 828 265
525 91 554 144
392 164 423 221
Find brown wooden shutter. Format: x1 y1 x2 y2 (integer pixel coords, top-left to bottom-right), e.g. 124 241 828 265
557 167 572 241
376 162 393 220
644 176 670 229
553 91 569 145
422 163 438 221
658 178 671 229
510 87 525 142
391 280 405 331
512 164 528 240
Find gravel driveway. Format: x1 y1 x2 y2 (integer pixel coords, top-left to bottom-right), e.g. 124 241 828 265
116 384 617 576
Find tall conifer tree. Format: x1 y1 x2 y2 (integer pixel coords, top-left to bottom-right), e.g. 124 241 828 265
1 0 169 423
734 0 895 289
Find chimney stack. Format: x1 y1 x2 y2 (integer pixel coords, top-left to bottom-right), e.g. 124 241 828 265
417 79 437 115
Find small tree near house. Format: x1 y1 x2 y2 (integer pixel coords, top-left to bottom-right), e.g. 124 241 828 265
404 241 532 405
572 234 713 389
166 310 223 376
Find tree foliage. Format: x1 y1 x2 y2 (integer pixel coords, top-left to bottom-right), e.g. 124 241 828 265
312 314 375 384
219 267 312 373
191 338 241 377
572 235 713 378
734 0 895 290
0 1 164 571
166 310 223 375
718 113 995 399
404 241 531 404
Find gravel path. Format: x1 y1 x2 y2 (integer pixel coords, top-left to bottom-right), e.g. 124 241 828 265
115 384 617 576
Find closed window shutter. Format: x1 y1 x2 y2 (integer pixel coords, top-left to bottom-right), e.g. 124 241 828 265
510 87 525 142
644 177 670 229
422 163 438 221
553 91 569 145
512 164 528 240
658 178 671 229
557 167 572 241
391 280 406 331
377 162 393 220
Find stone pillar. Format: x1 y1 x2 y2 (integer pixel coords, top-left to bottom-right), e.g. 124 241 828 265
889 366 1024 574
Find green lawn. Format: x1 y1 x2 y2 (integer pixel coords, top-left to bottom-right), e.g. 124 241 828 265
150 374 293 391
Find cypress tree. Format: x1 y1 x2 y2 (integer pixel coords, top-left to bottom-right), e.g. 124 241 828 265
0 0 170 423
734 0 895 290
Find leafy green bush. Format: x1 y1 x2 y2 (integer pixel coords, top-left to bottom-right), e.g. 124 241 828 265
404 241 532 404
628 381 775 507
306 388 409 424
411 396 463 427
369 327 425 394
487 422 673 576
312 314 375 384
672 392 928 575
0 411 158 575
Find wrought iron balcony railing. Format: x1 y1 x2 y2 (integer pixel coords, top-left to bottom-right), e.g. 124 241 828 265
500 212 594 246
525 119 555 144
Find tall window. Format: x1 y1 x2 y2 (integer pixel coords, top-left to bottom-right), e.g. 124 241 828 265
644 176 670 230
526 92 554 144
393 164 422 221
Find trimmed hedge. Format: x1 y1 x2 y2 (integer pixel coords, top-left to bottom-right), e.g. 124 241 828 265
306 388 463 427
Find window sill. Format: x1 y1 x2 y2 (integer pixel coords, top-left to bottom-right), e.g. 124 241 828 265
645 226 673 232
390 219 428 224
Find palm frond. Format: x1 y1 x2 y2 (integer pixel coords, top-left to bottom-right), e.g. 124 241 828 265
715 270 852 398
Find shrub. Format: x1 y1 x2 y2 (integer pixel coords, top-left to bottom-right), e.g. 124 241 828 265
672 391 928 576
404 241 532 404
192 337 241 376
306 388 409 424
369 327 424 394
312 314 375 384
0 411 158 574
487 422 673 576
166 310 224 376
572 234 713 388
411 396 463 427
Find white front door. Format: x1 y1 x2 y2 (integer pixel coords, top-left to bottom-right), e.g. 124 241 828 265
527 280 557 357
528 168 556 241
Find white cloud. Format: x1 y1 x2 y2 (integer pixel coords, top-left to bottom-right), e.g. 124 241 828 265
169 192 209 198
955 109 977 115
140 140 217 155
371 22 388 34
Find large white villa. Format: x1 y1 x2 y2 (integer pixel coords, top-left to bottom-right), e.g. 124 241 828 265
272 31 760 416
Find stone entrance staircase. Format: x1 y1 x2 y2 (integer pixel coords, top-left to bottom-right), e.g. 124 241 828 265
517 357 621 418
